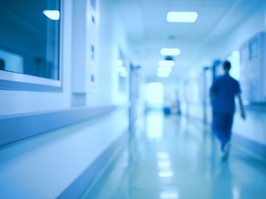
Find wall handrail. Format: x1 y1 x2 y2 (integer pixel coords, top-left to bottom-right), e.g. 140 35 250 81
0 105 117 148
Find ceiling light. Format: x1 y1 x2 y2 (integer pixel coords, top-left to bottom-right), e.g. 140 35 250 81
43 10 60 20
158 171 175 178
161 48 181 56
158 60 175 67
167 12 198 23
157 152 170 159
157 160 171 168
158 67 172 73
160 191 179 199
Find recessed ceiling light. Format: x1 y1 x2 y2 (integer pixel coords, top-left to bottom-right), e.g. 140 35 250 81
43 10 60 20
167 12 198 23
160 190 179 199
158 67 172 73
158 171 175 177
157 160 171 168
157 152 170 159
161 48 181 56
158 60 175 67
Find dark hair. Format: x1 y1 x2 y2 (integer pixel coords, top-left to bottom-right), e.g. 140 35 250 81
223 60 231 71
0 58 5 70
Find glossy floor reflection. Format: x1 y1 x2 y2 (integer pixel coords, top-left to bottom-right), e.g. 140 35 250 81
82 111 266 199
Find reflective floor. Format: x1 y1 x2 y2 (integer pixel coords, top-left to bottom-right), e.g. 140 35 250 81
82 111 266 199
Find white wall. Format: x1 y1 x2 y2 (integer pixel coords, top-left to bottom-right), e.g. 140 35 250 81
234 109 266 145
0 0 131 198
86 0 132 107
87 0 116 106
0 108 128 199
209 4 266 60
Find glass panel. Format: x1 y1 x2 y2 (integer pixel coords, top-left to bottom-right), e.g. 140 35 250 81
0 0 60 80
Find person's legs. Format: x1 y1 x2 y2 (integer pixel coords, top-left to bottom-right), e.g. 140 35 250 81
222 113 234 158
212 112 227 151
212 112 234 160
224 113 234 143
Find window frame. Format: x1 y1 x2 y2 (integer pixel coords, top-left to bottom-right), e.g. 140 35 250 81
0 0 63 92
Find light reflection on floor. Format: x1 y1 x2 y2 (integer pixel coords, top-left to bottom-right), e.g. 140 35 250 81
82 111 266 199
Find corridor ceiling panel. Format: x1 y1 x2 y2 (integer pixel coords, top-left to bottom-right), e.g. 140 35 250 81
113 0 265 80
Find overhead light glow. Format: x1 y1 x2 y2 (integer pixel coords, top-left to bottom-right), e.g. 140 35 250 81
158 60 175 67
160 191 179 199
167 12 198 23
157 152 170 159
161 48 181 56
158 67 172 73
43 10 60 20
158 171 175 178
157 160 171 168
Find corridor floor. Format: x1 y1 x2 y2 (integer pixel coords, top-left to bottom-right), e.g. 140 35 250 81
82 111 266 199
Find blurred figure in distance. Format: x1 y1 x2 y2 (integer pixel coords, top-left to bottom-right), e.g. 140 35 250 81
210 60 246 159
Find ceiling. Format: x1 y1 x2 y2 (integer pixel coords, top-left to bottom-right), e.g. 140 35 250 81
113 0 265 81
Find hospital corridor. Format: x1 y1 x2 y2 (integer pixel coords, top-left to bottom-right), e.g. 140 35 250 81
81 111 266 199
0 0 266 198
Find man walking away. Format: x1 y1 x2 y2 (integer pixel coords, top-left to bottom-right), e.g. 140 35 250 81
210 60 246 159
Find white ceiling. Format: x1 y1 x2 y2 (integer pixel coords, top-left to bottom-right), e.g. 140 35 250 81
113 0 265 81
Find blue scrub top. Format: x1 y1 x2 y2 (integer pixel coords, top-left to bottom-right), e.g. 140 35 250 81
210 73 241 114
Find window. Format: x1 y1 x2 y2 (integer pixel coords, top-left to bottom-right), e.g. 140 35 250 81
227 50 240 80
249 38 258 60
0 0 61 91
